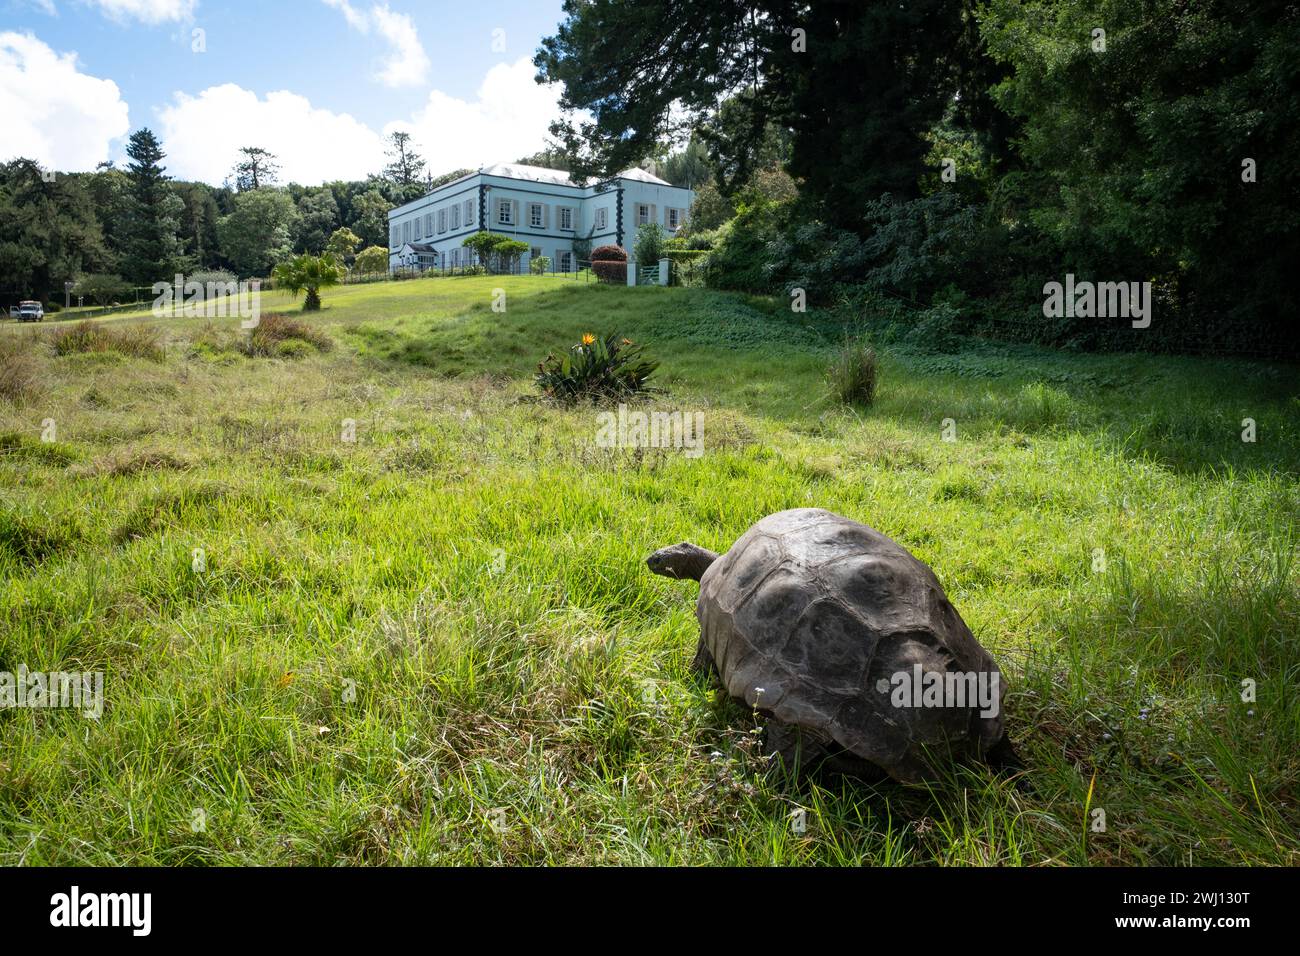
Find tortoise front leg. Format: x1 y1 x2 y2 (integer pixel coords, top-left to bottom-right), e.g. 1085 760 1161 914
763 720 829 781
690 636 717 677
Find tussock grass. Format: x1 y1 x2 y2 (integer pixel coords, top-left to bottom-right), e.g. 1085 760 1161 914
827 338 878 406
0 335 41 405
243 313 333 357
68 448 191 479
0 277 1296 865
49 320 165 361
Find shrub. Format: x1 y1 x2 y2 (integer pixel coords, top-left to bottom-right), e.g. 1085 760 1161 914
592 261 627 284
571 228 595 264
0 336 40 404
242 313 332 357
185 269 240 292
664 248 709 264
534 332 658 403
827 338 878 406
353 246 389 275
591 245 628 284
530 256 552 274
461 264 487 277
71 273 131 306
462 232 529 273
633 222 667 266
50 320 164 361
703 197 785 293
905 290 967 353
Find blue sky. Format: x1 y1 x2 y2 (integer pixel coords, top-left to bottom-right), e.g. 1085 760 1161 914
0 0 572 184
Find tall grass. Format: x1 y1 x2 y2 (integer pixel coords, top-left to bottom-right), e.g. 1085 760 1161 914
0 335 40 404
0 277 1295 865
48 320 164 361
827 338 878 406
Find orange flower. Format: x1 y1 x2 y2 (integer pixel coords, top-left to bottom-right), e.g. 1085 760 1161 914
581 333 596 345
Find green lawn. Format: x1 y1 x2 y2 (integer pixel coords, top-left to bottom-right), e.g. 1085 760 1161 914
1 275 1296 865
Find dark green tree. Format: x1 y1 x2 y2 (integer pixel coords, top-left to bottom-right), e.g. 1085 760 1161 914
175 181 224 269
294 188 340 255
0 159 112 297
119 128 186 284
351 188 393 249
536 0 973 225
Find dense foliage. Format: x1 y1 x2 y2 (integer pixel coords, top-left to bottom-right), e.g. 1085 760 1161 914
540 0 1300 356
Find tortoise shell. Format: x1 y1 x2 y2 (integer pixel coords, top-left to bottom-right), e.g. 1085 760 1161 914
697 508 1006 782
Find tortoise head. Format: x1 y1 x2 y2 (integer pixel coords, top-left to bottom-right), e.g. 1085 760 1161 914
646 542 720 582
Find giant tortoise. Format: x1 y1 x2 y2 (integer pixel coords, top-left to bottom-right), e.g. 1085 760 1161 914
647 508 1015 782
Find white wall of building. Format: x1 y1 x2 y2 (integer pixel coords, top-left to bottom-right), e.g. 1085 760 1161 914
387 165 694 272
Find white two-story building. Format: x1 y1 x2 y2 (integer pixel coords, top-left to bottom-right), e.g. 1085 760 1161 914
387 163 694 273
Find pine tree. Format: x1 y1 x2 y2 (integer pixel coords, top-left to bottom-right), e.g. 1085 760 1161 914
232 147 281 192
119 129 186 284
383 132 425 185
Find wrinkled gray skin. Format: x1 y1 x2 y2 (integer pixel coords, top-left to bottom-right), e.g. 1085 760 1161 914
647 508 1015 783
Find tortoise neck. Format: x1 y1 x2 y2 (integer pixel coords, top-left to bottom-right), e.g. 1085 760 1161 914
678 546 720 581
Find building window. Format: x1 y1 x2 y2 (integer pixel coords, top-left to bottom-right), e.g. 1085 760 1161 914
422 214 431 237
529 203 544 228
497 198 513 225
558 250 574 272
530 246 543 261
451 248 459 267
636 204 650 225
559 207 574 231
464 199 474 226
451 204 460 230
390 225 400 248
438 209 447 233
595 207 608 231
667 208 681 230
402 221 411 243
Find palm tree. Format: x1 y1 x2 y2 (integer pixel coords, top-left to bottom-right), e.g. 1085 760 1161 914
272 254 344 311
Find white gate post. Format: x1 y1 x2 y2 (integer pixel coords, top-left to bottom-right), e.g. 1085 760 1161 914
658 258 670 286
626 259 637 286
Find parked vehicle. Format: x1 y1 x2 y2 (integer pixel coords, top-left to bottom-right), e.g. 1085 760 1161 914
16 300 44 322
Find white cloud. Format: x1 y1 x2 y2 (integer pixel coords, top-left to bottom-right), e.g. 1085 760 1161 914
320 0 366 32
369 4 429 89
0 31 131 170
399 57 566 173
156 57 566 186
82 0 197 23
157 83 387 185
322 0 429 89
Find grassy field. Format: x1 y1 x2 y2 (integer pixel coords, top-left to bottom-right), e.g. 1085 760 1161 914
1 275 1297 865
